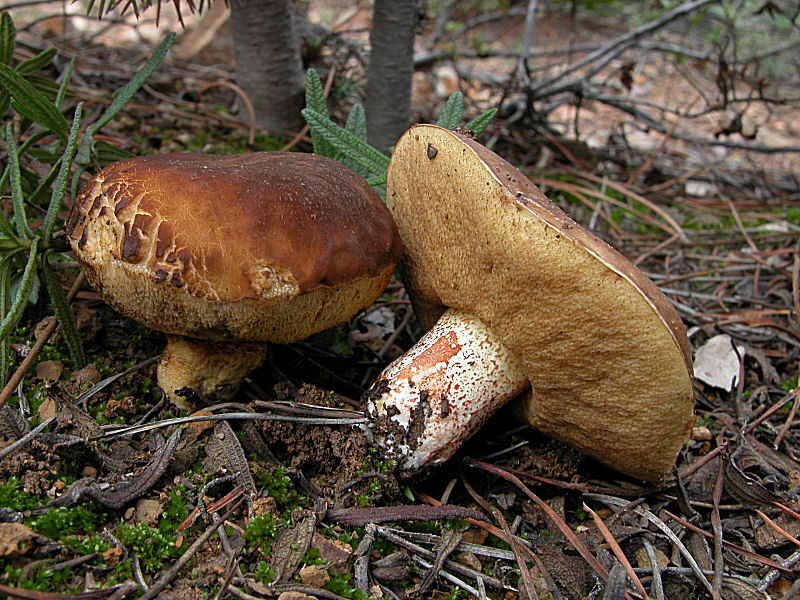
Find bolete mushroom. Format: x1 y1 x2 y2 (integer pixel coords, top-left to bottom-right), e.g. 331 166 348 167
365 125 694 482
67 152 402 409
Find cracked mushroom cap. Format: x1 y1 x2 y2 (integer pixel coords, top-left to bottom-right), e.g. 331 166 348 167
67 152 402 343
385 124 694 481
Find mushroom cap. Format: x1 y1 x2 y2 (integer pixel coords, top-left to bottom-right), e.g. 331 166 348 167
67 152 402 343
385 124 694 481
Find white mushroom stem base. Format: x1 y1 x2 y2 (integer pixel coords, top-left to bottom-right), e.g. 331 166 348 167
158 336 269 410
365 308 529 473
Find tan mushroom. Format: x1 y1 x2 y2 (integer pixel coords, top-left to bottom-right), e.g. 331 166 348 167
365 125 694 482
67 152 402 409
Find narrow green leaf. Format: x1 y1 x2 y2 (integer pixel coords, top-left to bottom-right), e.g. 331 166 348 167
436 91 464 129
464 108 497 136
70 165 87 199
304 68 334 157
42 257 85 368
94 139 134 165
0 12 15 66
86 32 175 138
0 164 19 240
304 68 329 116
44 103 82 240
366 173 386 187
55 56 75 109
17 47 57 74
0 253 14 384
0 237 39 340
23 159 59 209
0 93 10 119
0 323 8 384
15 129 50 156
302 108 390 177
344 103 367 141
0 64 68 141
341 104 370 178
0 129 52 217
4 124 34 240
74 132 94 166
23 74 64 100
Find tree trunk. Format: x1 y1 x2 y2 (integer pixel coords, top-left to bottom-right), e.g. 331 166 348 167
229 0 305 134
365 0 418 153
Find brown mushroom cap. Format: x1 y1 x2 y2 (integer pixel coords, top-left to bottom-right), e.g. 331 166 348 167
384 124 694 481
67 152 402 344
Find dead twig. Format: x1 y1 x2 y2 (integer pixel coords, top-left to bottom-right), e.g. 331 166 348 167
326 504 485 526
755 509 800 548
468 459 635 600
197 81 256 146
461 474 541 600
583 503 648 599
139 498 245 600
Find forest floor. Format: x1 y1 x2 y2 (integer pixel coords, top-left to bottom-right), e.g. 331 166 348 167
1 1 800 599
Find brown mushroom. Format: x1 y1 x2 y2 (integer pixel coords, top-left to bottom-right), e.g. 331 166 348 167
365 125 694 481
67 152 402 409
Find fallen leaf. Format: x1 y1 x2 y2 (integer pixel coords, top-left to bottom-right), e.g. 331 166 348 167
0 523 36 556
298 564 330 587
694 334 744 391
36 360 64 381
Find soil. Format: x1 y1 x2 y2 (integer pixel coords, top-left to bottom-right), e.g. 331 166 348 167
261 383 373 492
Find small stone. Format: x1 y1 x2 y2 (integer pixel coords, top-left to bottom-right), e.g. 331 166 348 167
692 426 712 441
102 546 124 566
455 551 482 572
69 364 102 390
124 507 136 521
299 564 330 587
277 592 316 600
461 527 488 545
311 532 352 572
635 546 669 569
36 360 64 381
188 410 215 436
252 496 278 517
33 316 56 341
788 470 800 489
37 397 56 421
134 498 162 525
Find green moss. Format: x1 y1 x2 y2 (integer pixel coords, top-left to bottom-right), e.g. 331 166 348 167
324 571 368 600
19 565 81 593
254 466 307 511
116 522 180 573
0 476 44 511
159 484 191 532
786 206 800 226
243 513 284 548
30 505 106 539
253 560 276 584
781 374 798 392
303 547 323 565
62 534 110 556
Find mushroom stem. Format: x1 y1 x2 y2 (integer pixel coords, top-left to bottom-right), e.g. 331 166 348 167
158 336 269 410
365 308 529 473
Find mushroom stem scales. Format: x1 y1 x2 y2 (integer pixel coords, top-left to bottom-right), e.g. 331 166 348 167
366 308 529 471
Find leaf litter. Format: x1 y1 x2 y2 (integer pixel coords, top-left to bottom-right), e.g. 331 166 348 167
1 3 800 600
